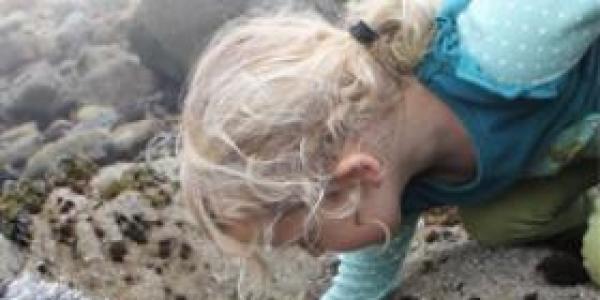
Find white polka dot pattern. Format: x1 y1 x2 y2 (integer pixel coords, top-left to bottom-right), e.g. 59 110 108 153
457 0 600 85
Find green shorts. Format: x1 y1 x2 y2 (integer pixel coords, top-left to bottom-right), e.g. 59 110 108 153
459 160 600 284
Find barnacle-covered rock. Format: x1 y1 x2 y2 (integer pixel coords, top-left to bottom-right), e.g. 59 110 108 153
0 179 48 248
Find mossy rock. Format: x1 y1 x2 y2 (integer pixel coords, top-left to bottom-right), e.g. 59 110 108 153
98 164 175 208
22 129 110 179
0 181 46 246
0 181 46 219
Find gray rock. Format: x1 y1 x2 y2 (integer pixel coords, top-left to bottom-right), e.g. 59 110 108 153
2 62 76 128
55 11 94 59
95 190 161 235
3 272 89 300
0 122 43 169
90 162 138 197
42 119 74 142
0 0 39 16
110 119 162 159
42 0 86 22
0 122 39 145
80 0 130 14
149 157 180 182
128 0 345 83
22 129 112 179
0 235 24 282
74 45 158 107
0 12 28 35
74 105 121 131
0 31 38 75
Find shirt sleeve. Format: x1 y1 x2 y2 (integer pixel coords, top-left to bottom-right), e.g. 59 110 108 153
321 213 419 300
457 0 600 87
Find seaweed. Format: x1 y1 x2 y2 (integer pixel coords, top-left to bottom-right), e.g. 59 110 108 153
47 155 99 194
100 164 177 208
0 155 98 246
0 180 44 247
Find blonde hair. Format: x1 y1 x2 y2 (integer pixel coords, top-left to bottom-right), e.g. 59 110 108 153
180 0 439 281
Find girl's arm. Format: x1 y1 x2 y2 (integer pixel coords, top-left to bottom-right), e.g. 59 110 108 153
457 0 600 87
321 213 419 300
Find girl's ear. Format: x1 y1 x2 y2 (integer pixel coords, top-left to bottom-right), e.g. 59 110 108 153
333 153 383 188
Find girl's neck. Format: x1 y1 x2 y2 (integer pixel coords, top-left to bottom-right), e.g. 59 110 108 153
399 77 476 182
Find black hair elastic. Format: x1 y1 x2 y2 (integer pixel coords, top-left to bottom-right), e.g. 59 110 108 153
349 20 379 45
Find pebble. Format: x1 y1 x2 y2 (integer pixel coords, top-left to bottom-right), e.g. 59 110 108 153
119 215 148 245
158 238 174 259
179 242 192 260
108 240 127 263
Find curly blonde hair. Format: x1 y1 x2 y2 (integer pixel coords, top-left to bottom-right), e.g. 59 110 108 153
180 0 439 280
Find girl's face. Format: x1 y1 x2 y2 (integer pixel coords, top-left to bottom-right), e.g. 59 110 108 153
223 157 406 255
222 102 413 255
218 76 460 256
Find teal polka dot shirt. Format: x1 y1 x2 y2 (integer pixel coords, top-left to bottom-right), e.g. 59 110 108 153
459 0 600 85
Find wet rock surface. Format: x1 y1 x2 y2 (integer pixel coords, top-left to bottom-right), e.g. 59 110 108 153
73 45 158 107
110 119 163 159
0 235 24 283
21 128 112 179
398 221 600 300
2 62 75 128
15 170 324 300
0 122 43 171
128 0 346 83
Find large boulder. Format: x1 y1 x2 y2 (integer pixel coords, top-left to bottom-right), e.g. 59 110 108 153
128 0 345 83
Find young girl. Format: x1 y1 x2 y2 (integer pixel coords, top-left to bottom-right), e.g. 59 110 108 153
180 0 600 298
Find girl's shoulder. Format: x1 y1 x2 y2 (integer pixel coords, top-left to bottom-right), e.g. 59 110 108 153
420 0 600 100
